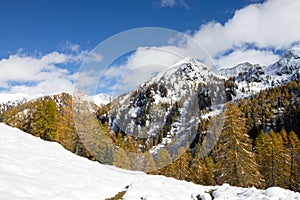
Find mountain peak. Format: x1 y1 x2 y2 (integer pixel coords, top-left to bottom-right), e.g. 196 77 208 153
267 48 300 76
148 57 223 85
284 47 300 59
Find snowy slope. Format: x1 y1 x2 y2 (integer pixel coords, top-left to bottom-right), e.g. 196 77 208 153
91 93 112 106
1 124 300 199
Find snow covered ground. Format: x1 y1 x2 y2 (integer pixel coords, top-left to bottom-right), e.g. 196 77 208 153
0 123 300 200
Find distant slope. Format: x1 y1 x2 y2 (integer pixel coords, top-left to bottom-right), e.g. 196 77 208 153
1 123 300 200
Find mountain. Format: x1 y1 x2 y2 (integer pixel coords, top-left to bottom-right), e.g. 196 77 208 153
2 49 300 193
1 123 299 200
219 48 300 94
93 93 112 106
267 48 300 77
108 58 226 154
219 62 265 83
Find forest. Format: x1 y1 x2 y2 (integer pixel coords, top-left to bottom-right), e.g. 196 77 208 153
2 80 300 192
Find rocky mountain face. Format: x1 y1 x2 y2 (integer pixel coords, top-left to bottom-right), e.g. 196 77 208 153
219 62 265 83
2 48 300 157
104 48 300 154
108 58 226 154
219 48 300 94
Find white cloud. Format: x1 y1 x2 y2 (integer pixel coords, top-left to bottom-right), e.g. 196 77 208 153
62 41 80 52
99 46 202 94
192 0 300 60
4 0 300 97
121 0 300 76
159 0 189 9
160 0 175 7
216 48 280 69
99 0 300 94
0 49 100 96
84 52 103 63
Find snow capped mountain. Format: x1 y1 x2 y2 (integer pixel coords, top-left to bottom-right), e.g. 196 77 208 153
109 58 226 154
219 48 300 94
92 93 112 106
219 62 265 83
1 123 299 200
267 48 300 76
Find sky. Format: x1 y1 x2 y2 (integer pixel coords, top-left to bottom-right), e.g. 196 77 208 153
0 0 300 96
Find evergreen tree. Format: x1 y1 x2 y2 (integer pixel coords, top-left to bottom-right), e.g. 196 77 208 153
215 103 264 188
189 156 204 184
144 152 156 173
102 144 114 164
44 100 59 140
203 156 215 185
256 129 291 188
113 148 130 169
155 148 172 170
32 99 58 141
172 146 190 180
288 131 300 191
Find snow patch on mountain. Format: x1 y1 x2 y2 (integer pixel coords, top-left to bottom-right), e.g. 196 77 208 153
93 93 112 106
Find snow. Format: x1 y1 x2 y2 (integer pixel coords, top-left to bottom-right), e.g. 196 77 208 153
82 93 112 107
0 123 300 200
219 49 300 98
0 93 44 104
92 93 112 106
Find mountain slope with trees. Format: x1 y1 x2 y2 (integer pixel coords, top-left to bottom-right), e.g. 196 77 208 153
1 50 300 192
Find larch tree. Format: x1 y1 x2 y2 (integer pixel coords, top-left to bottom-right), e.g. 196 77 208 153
256 129 291 188
171 146 190 180
288 130 300 191
144 152 156 173
156 148 172 171
32 99 59 141
189 154 204 185
113 148 130 170
215 103 264 188
203 156 215 185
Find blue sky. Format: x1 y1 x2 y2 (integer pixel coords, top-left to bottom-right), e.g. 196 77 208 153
0 0 262 57
0 0 300 96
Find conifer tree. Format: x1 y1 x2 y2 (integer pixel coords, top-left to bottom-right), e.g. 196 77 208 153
44 100 59 141
203 156 215 185
144 152 156 173
32 99 59 141
288 130 300 191
256 129 291 188
155 148 172 170
189 156 204 184
215 103 264 188
4 107 21 128
172 146 190 180
102 144 114 164
113 148 130 169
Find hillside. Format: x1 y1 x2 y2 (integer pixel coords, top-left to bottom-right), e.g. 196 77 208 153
1 49 300 192
1 123 300 200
